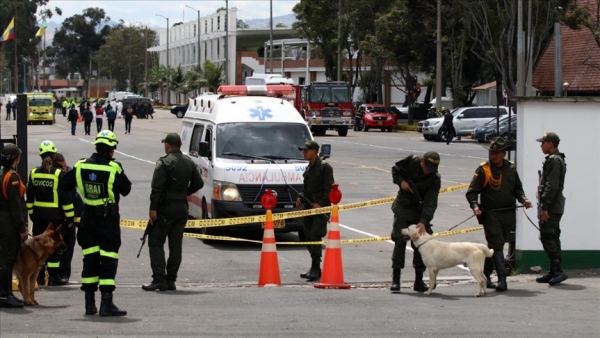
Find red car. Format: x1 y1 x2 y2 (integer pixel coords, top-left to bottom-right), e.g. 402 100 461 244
359 104 397 132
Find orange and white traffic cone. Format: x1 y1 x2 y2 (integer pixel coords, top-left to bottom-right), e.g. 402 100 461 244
258 209 281 287
314 203 351 289
77 112 82 123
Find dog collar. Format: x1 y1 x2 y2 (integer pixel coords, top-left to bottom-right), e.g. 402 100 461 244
415 237 434 249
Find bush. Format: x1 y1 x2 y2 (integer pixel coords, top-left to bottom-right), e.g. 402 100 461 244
395 124 419 132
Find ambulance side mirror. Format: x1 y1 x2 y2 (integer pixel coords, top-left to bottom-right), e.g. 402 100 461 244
319 144 331 159
199 141 211 158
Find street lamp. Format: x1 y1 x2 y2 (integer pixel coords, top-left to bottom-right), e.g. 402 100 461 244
156 14 170 104
133 21 149 98
185 5 201 68
225 0 229 84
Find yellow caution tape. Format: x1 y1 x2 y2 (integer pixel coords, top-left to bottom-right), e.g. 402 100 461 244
173 226 484 245
76 183 471 230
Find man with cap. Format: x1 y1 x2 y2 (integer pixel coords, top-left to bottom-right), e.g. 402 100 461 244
389 151 441 293
143 133 204 291
295 140 334 282
535 132 568 285
466 137 532 292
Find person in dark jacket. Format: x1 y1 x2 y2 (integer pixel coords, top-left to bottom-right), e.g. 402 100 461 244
389 152 441 293
82 104 94 136
124 104 134 134
535 132 568 285
105 107 117 132
0 144 28 308
53 153 83 283
442 108 455 144
4 101 11 120
68 104 79 136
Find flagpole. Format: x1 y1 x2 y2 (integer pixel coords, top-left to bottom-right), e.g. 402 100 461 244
13 11 18 93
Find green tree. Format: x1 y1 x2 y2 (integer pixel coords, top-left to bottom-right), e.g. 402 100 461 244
51 7 111 90
562 0 600 48
237 19 249 29
202 60 224 92
275 23 288 28
185 64 207 96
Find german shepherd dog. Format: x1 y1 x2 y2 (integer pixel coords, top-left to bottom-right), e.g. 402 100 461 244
13 224 67 305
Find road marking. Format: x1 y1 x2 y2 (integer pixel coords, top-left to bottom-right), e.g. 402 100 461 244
79 138 155 164
339 223 469 271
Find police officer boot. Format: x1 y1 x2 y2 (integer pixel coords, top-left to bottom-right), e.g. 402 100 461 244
299 268 311 279
536 262 555 283
85 291 98 315
390 269 401 293
548 260 568 286
493 251 507 292
304 262 321 282
413 270 429 292
484 257 496 289
0 265 24 308
99 292 127 317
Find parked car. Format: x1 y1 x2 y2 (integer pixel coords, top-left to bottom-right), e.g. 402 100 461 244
171 103 189 118
358 103 397 132
421 106 509 141
483 114 517 142
388 105 409 119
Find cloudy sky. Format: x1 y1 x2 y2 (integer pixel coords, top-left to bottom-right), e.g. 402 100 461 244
46 0 300 26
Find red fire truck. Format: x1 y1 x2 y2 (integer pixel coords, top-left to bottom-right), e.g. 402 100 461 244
293 82 354 136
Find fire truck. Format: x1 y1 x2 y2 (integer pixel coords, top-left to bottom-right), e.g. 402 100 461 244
293 82 354 136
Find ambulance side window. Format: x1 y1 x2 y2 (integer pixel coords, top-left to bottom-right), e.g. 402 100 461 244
189 124 205 157
204 128 212 158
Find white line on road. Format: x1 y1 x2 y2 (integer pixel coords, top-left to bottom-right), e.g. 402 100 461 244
79 138 155 164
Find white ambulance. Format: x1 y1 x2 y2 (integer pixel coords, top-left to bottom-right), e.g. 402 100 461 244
179 85 328 238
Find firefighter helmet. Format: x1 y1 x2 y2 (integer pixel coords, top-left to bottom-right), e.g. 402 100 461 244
95 130 119 148
39 140 57 155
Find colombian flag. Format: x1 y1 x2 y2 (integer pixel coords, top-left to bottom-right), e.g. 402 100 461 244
0 18 15 43
35 18 47 38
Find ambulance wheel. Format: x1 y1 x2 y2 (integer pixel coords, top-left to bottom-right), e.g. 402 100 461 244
337 127 348 137
200 200 218 243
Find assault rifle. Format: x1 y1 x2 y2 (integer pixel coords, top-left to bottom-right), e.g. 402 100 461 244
537 170 542 222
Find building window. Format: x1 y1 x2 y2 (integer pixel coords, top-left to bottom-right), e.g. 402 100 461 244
217 16 220 30
205 21 207 34
299 77 306 85
217 39 220 58
211 18 213 32
194 24 196 37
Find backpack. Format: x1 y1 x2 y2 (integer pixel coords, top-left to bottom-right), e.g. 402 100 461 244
126 107 134 117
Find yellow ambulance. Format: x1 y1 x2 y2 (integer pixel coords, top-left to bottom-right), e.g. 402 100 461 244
26 93 55 125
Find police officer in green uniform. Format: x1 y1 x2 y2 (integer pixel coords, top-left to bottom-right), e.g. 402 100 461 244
535 132 568 285
26 141 74 286
466 137 532 292
60 130 131 316
390 151 441 293
0 144 27 308
142 133 204 292
295 141 334 282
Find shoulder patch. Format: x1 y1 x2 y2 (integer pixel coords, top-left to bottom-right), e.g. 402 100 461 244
436 172 440 178
548 155 555 159
508 160 514 164
160 153 168 158
479 161 487 166
155 160 163 170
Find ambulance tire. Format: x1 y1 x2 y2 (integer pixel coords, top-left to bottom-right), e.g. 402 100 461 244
337 127 348 137
200 199 218 243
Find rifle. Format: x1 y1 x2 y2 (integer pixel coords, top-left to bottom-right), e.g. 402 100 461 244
285 184 330 222
537 170 542 222
137 219 154 258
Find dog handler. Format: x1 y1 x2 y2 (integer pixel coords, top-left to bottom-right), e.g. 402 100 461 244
0 144 28 308
390 151 441 293
466 137 532 292
60 130 131 316
26 141 74 286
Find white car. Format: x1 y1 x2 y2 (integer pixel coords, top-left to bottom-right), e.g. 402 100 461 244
421 106 509 141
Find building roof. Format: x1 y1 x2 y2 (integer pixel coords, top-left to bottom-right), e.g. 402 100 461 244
533 0 600 92
473 81 497 90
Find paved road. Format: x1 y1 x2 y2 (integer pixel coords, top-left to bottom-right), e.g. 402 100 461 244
1 112 597 337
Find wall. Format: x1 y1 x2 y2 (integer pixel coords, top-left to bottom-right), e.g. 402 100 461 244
516 97 600 270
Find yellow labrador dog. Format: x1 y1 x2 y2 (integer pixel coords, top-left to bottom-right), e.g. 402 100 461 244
401 224 493 297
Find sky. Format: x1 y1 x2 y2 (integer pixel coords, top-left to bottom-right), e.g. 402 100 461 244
46 0 300 26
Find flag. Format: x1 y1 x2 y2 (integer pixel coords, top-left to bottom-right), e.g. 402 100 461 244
35 18 47 38
0 18 15 43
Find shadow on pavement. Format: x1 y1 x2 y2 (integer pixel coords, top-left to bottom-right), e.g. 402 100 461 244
31 304 70 310
543 283 587 291
197 232 306 252
487 289 543 298
0 308 34 315
71 316 142 323
154 290 213 296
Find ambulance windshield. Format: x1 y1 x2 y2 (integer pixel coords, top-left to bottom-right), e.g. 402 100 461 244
217 123 312 160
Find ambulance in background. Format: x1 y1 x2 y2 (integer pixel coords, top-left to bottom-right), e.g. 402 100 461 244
26 93 54 125
179 84 330 241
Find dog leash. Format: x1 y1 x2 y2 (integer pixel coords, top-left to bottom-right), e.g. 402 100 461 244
446 205 526 232
521 208 541 231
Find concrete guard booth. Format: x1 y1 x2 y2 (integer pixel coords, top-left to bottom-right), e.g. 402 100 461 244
516 96 600 271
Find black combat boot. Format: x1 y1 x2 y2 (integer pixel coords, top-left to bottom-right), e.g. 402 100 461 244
548 260 568 286
299 268 311 279
0 265 24 308
99 292 127 317
536 262 555 283
167 280 177 291
304 261 321 282
48 275 69 286
484 257 496 289
493 251 507 292
413 270 429 292
85 291 98 315
390 269 401 293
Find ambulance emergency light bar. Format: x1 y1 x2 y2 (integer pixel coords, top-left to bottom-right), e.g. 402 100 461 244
217 85 294 97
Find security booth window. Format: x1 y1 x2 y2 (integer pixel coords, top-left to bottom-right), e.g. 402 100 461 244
216 123 312 159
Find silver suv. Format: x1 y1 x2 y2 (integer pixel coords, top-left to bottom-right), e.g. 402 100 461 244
421 106 509 141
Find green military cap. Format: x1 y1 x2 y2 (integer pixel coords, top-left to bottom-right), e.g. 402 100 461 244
423 151 440 172
161 133 182 146
484 137 512 151
1 143 22 159
536 132 560 145
298 140 320 151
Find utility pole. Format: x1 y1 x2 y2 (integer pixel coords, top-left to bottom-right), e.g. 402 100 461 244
269 0 273 73
337 0 342 82
526 0 534 96
185 5 201 67
157 14 169 103
144 27 148 98
517 0 525 96
435 0 442 112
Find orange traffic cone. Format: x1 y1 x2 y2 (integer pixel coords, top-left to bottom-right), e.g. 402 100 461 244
77 112 82 122
314 204 351 289
258 209 281 287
